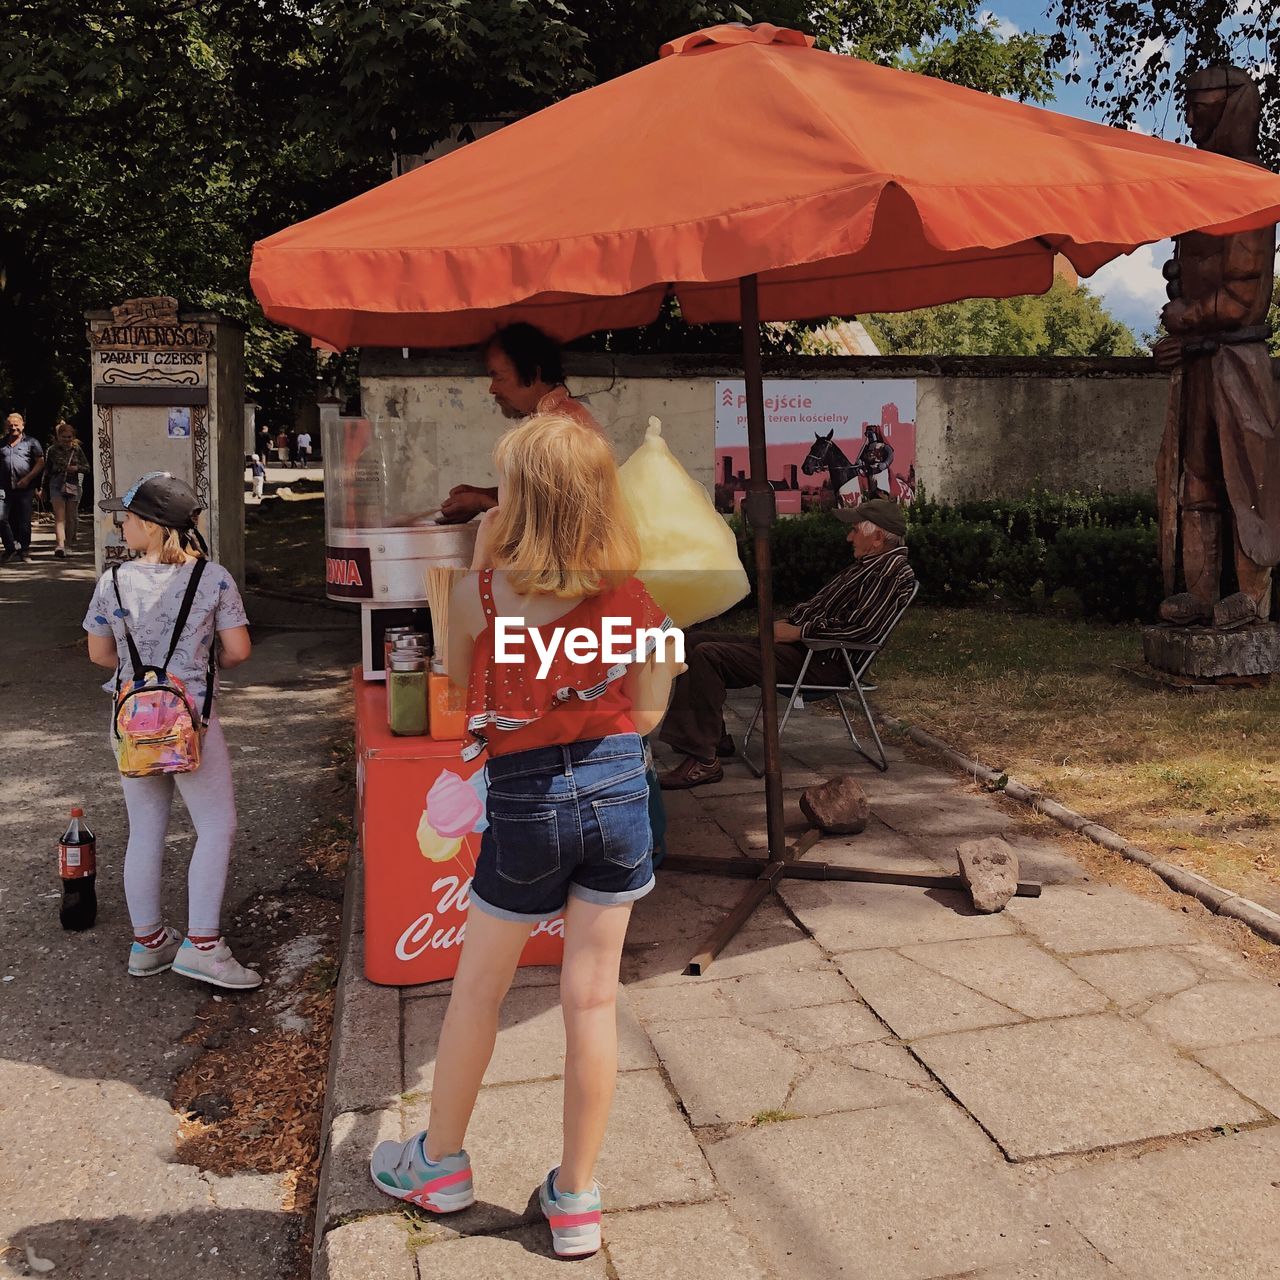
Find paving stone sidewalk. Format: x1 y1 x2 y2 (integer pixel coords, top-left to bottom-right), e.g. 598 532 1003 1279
315 697 1280 1280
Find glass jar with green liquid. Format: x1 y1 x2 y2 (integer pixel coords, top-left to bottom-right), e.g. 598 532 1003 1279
387 649 428 735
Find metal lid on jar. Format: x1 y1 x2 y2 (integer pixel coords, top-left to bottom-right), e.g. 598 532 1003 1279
389 650 427 672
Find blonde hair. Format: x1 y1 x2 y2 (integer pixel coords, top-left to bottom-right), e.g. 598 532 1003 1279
490 413 639 597
137 516 205 565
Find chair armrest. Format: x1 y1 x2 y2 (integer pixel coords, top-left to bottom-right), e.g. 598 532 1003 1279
803 637 882 655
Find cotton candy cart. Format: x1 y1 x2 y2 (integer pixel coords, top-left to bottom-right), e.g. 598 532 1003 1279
354 673 565 985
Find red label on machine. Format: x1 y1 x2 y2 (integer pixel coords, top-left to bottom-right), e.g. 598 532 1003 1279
325 545 374 599
59 841 97 878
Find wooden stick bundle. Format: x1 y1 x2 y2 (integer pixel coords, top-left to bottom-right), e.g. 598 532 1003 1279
425 566 460 665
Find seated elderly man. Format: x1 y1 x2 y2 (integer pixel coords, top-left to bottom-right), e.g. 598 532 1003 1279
658 499 915 789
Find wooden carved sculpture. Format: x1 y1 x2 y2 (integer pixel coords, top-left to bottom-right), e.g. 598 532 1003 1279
1154 66 1280 629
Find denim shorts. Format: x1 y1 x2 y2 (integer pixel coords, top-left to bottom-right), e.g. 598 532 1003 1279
470 734 655 923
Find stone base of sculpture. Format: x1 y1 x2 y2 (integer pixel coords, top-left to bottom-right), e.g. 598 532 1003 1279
1142 623 1280 679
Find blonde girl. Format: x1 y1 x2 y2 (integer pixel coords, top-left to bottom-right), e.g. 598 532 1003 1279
83 472 260 989
371 415 682 1259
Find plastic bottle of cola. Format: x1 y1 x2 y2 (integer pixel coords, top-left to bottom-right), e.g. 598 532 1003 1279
59 807 97 931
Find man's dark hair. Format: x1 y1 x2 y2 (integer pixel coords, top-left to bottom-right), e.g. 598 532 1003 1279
484 323 564 388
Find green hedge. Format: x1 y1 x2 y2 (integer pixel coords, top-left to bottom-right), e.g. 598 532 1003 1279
730 491 1161 622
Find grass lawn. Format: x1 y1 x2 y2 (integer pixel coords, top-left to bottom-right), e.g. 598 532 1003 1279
871 606 1280 908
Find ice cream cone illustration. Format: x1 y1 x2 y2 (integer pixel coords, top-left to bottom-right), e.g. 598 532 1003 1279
418 770 486 864
416 811 464 863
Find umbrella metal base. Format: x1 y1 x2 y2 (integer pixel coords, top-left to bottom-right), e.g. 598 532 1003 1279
662 834 1041 976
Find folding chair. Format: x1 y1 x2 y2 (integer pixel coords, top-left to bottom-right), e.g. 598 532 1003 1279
741 581 918 774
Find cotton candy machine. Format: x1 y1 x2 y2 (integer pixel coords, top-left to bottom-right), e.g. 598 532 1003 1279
323 414 477 678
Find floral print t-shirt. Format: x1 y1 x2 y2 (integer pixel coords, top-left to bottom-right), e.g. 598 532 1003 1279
83 559 248 706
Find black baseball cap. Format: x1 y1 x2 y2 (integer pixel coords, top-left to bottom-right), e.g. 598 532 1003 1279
100 471 203 529
834 498 908 537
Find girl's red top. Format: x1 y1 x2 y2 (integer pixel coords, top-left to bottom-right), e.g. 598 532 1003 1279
462 569 670 759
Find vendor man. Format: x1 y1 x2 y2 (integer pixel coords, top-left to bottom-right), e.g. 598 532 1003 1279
658 499 915 789
439 322 599 522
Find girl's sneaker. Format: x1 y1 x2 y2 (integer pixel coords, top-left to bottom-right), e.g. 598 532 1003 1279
171 938 263 990
127 926 182 977
539 1167 603 1258
369 1132 475 1213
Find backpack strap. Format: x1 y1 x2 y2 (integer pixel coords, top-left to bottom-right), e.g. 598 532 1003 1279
164 557 207 669
111 564 150 686
168 559 217 727
202 632 217 727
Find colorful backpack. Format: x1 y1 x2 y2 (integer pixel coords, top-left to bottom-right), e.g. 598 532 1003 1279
111 559 214 777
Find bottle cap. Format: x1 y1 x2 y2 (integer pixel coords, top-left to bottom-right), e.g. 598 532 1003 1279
71 807 84 817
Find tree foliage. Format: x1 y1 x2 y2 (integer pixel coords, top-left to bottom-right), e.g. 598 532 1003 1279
862 277 1144 357
317 0 1054 160
1047 0 1280 167
0 0 381 428
817 2 1052 101
2 0 1055 432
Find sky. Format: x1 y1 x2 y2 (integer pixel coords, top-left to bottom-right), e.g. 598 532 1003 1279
979 1 1257 340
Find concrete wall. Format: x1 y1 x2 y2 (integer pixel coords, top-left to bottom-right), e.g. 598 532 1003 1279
360 351 1177 504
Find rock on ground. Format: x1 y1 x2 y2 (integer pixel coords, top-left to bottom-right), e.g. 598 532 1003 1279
800 775 870 834
958 837 1019 913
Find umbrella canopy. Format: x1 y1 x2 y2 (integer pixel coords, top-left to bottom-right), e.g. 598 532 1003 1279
251 23 1280 350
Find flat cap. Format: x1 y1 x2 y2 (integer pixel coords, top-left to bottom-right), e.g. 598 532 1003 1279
834 498 907 537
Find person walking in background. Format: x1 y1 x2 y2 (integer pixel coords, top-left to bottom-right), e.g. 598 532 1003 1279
249 454 266 499
295 429 312 466
370 414 683 1259
83 472 261 989
275 428 289 465
257 425 274 468
1 412 45 562
46 420 90 558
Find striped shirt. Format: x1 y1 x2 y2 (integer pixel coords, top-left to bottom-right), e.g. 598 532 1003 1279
788 545 915 645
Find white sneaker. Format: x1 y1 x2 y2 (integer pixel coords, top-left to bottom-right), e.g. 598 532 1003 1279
539 1167 603 1257
128 926 183 977
172 938 263 990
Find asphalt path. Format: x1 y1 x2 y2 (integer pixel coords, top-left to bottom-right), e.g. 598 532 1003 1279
0 518 358 1279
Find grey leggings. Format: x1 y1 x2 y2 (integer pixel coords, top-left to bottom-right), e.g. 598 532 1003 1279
118 714 237 935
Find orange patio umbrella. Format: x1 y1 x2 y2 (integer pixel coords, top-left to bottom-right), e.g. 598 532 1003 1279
251 24 1280 971
251 23 1280 350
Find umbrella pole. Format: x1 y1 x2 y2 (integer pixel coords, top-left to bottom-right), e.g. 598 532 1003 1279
668 276 788 976
739 275 788 863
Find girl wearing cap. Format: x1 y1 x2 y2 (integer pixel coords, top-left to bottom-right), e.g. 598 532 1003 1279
82 472 261 989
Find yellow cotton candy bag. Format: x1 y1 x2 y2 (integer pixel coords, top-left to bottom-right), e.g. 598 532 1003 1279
618 416 750 627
